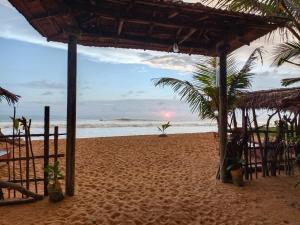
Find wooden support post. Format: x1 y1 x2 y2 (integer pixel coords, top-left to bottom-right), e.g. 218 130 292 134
66 35 77 196
44 106 50 196
216 43 229 182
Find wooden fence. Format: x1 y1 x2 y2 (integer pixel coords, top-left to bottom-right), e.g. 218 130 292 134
0 106 65 202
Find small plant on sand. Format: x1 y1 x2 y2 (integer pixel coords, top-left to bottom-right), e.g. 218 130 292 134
158 121 171 137
44 161 64 202
226 157 244 186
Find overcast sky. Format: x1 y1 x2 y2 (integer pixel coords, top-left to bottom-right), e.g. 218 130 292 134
0 0 299 121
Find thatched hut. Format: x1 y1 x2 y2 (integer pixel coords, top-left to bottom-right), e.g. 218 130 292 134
236 87 300 112
231 87 300 178
7 0 288 194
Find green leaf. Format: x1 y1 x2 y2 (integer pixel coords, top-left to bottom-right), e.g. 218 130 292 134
10 117 20 131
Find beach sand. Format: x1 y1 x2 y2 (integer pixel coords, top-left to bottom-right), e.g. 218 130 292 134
0 133 299 225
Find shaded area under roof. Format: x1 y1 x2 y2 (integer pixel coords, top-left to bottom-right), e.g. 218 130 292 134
237 87 300 112
8 0 287 56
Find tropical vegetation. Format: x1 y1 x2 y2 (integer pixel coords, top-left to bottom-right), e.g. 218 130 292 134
153 48 263 125
0 87 20 105
211 0 300 86
158 121 172 136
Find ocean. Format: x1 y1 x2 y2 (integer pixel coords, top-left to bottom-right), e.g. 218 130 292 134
0 118 218 139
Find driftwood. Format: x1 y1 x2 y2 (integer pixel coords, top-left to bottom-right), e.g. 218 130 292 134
0 198 38 206
0 180 43 206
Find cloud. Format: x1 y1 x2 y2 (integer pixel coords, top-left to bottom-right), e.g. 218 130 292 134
0 0 297 80
121 90 147 98
143 54 200 72
41 91 53 96
21 80 65 89
0 0 12 8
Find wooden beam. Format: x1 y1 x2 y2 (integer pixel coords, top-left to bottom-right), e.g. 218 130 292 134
117 20 124 36
168 11 179 19
178 28 197 44
68 3 232 32
72 30 214 50
196 16 209 22
216 42 229 183
66 35 77 197
176 27 183 37
31 11 68 22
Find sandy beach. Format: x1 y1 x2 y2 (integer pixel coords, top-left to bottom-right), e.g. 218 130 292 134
0 133 300 225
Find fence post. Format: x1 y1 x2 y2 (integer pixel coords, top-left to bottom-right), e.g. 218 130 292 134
44 106 50 196
54 126 58 162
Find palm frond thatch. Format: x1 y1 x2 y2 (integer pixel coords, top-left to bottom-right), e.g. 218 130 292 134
0 87 20 105
236 87 300 111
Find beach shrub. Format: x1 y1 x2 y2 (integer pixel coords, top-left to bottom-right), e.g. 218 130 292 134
44 161 64 202
158 121 171 137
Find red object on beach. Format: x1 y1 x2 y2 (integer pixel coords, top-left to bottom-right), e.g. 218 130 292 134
0 149 10 160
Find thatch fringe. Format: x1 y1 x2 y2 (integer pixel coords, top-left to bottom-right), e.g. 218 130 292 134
236 87 300 111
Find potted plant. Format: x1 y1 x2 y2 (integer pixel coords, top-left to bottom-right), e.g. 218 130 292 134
295 154 300 187
226 157 244 186
158 121 171 137
44 161 64 202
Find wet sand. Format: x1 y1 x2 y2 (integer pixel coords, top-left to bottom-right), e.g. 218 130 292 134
0 133 299 225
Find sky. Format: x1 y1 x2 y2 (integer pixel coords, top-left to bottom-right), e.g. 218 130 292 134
0 0 299 121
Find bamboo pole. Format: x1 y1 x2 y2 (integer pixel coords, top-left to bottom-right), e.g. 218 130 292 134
242 108 249 180
27 120 38 193
24 120 30 190
5 140 11 198
12 107 16 197
251 108 266 177
17 130 23 198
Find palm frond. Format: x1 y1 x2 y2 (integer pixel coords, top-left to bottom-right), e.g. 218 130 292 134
153 48 260 121
273 42 300 66
215 0 281 16
228 47 263 100
0 87 20 105
153 77 214 119
281 77 300 86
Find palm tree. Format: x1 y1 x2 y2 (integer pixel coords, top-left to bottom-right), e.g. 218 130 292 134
153 48 263 125
213 0 300 68
214 0 300 87
0 87 20 105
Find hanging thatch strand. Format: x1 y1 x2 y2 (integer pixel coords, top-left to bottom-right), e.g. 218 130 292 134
236 87 300 111
0 87 20 105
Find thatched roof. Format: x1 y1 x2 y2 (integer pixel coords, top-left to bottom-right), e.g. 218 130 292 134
0 87 20 105
8 0 288 56
236 87 300 111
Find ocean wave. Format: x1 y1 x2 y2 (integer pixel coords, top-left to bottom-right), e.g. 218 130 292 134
0 120 217 129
